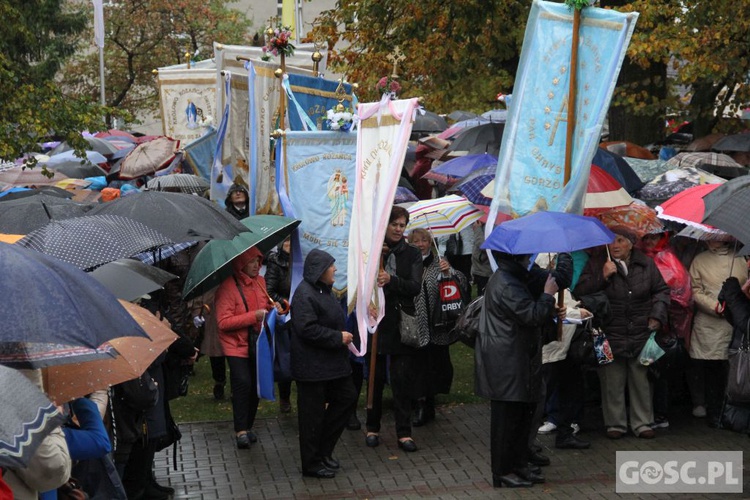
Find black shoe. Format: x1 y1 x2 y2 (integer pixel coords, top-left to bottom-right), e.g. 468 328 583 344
347 413 361 431
247 431 258 443
302 466 336 479
528 451 551 466
412 407 427 427
236 433 250 449
493 473 533 488
279 398 292 413
365 433 380 447
321 456 340 470
555 435 591 450
148 479 175 495
213 383 225 400
526 464 542 475
398 438 417 452
514 467 545 484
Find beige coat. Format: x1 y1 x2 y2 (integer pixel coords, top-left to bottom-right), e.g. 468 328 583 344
689 246 746 360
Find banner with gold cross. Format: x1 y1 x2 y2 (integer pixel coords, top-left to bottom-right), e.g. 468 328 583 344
489 0 638 218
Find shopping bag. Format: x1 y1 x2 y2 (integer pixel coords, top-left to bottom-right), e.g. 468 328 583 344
639 331 666 366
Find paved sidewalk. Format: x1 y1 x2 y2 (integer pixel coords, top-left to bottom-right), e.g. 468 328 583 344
156 404 750 499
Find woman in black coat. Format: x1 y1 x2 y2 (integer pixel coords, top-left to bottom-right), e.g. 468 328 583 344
474 251 568 488
290 249 357 479
365 206 423 452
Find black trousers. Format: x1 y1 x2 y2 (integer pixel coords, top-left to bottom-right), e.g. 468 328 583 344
491 400 535 477
226 355 259 433
297 376 357 472
121 439 156 499
366 353 414 438
210 355 226 385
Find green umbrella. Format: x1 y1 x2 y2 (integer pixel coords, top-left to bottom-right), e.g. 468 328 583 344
182 215 301 299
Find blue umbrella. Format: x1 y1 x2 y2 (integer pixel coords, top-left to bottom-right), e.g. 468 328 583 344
394 186 419 203
0 243 149 368
593 149 644 194
482 211 615 255
429 153 498 179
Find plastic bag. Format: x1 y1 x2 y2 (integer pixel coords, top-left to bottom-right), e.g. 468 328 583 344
593 328 614 365
639 331 666 366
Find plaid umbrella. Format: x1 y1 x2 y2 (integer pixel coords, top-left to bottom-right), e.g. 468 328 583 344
0 365 66 468
406 195 482 237
146 173 209 195
18 214 174 271
454 170 494 206
119 137 180 179
666 152 741 168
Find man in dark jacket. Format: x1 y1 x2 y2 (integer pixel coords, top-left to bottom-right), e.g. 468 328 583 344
224 183 250 220
475 251 567 489
290 249 357 479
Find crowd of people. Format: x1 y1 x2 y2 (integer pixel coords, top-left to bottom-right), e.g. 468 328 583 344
5 177 750 496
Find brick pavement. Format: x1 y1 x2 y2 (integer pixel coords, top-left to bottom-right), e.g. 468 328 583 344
155 404 750 499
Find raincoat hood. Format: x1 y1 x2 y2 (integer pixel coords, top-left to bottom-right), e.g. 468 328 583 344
303 249 335 285
225 183 249 205
232 246 263 276
640 232 670 258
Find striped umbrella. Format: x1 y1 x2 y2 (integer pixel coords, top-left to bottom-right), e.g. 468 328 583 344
406 195 482 237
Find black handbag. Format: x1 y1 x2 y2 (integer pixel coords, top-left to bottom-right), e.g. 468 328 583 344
450 295 484 348
273 320 293 382
567 319 598 366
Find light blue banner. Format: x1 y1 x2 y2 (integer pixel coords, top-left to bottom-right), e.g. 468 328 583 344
286 74 354 132
209 74 233 207
278 131 357 297
491 0 638 217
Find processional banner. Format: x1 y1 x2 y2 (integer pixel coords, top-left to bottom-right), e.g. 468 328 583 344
277 131 357 299
157 63 216 143
213 43 318 213
488 0 638 223
347 97 419 356
286 74 354 131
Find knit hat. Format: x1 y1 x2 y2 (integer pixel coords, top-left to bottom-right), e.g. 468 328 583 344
610 226 637 245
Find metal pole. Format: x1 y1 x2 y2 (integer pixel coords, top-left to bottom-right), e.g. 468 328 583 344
99 45 106 107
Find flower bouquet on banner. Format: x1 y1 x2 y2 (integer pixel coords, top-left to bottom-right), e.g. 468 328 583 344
325 103 357 132
377 76 401 100
261 24 295 60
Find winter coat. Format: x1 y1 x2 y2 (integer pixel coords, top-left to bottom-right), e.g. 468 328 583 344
215 247 274 358
224 184 250 220
474 254 572 402
720 277 750 351
110 371 159 446
265 249 291 302
574 249 670 358
370 237 423 355
690 246 747 359
290 249 351 382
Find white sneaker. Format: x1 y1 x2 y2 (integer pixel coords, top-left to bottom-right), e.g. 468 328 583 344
571 423 580 435
692 405 707 418
538 421 557 434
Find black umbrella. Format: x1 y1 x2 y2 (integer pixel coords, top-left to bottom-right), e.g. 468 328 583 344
88 191 250 242
448 110 478 122
145 173 210 195
0 186 73 201
448 123 504 153
43 160 108 179
702 176 750 244
0 243 149 368
0 193 93 233
712 133 750 153
89 258 178 301
413 111 449 133
17 214 174 271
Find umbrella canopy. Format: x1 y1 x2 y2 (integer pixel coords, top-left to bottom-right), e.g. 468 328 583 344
18 214 174 271
413 110 449 133
599 141 655 160
45 300 179 403
88 191 249 242
447 110 477 122
622 158 672 184
422 153 498 185
0 365 66 468
655 183 725 234
89 258 178 301
592 148 645 194
482 211 615 254
455 169 495 206
685 133 726 152
42 160 108 179
50 137 120 157
667 152 741 169
183 215 301 299
480 109 508 122
146 173 210 195
118 137 180 179
394 186 419 204
582 165 633 216
0 166 70 187
45 150 108 166
447 122 504 154
0 186 73 201
0 243 149 368
712 133 750 153
640 167 726 203
0 193 93 234
597 203 664 238
406 195 482 237
702 176 750 245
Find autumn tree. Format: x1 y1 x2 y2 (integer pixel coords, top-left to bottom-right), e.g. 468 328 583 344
62 0 254 126
0 0 113 164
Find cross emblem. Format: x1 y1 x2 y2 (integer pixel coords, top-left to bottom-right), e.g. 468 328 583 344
387 47 406 78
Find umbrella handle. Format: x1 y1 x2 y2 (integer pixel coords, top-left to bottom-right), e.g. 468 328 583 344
605 245 612 261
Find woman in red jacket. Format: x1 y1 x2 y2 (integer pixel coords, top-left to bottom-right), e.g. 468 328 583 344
215 246 277 449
